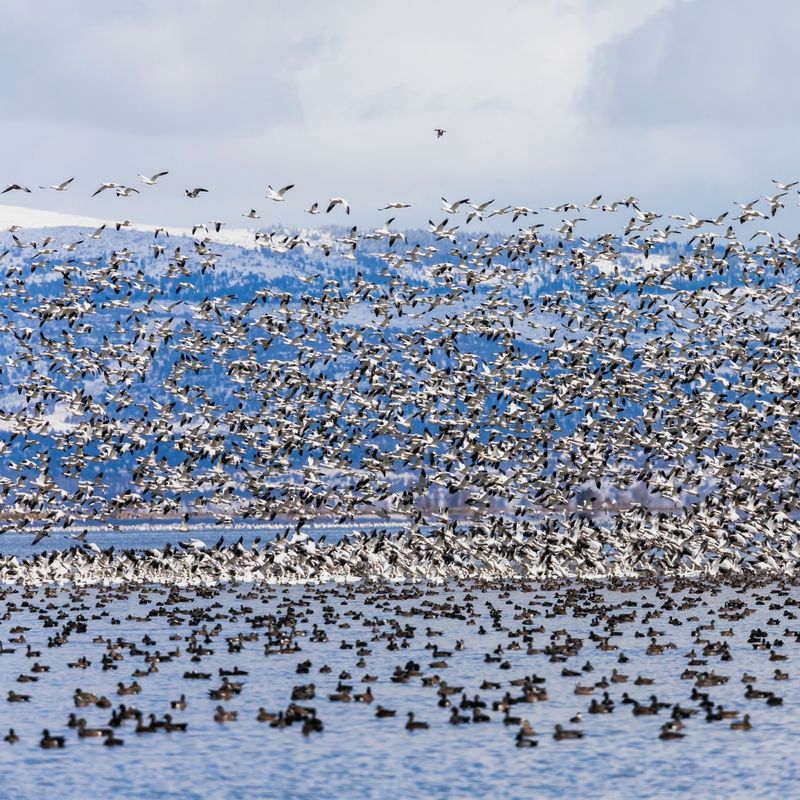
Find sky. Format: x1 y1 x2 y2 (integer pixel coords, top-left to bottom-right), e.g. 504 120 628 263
1 0 798 232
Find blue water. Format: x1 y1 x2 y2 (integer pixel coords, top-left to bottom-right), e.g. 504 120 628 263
0 571 793 799
0 520 394 559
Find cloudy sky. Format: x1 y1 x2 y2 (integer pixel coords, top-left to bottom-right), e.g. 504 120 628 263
1 0 797 230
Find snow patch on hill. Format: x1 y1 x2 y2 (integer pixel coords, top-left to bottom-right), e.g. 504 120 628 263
0 203 261 249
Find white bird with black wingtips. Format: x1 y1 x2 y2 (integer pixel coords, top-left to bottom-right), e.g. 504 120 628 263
326 197 350 215
266 184 295 202
139 171 169 186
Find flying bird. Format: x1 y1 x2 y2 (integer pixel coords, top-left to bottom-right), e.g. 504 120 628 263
434 128 446 138
40 178 74 191
139 171 169 186
185 188 209 198
91 183 120 197
441 197 470 214
266 184 295 202
326 197 350 215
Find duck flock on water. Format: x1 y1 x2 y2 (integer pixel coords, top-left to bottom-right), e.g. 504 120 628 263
0 576 794 751
0 175 800 580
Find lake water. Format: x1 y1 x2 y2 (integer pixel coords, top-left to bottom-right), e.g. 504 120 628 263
0 520 395 559
0 566 794 799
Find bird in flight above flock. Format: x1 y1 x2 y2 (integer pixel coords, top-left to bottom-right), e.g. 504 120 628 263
139 171 169 186
326 197 350 215
266 184 295 202
40 178 74 191
91 182 120 197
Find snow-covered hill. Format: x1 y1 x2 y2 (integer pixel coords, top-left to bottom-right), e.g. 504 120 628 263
0 202 260 249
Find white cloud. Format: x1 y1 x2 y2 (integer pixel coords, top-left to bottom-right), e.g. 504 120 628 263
3 0 794 231
585 0 800 125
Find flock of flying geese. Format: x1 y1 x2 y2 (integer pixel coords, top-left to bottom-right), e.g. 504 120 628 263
4 173 356 216
0 173 799 583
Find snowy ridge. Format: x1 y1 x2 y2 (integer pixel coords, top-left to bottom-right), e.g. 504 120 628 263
0 203 261 249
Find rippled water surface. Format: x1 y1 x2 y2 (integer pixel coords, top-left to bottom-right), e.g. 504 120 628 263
0 539 795 799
